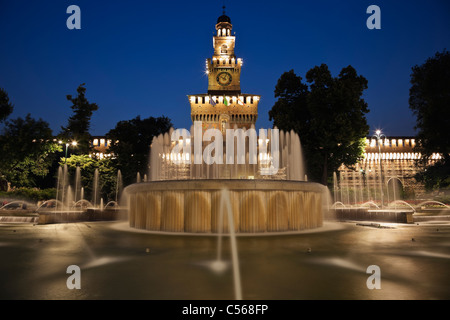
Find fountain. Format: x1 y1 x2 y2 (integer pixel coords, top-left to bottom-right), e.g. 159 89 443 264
0 201 38 223
124 125 327 234
35 166 127 224
329 166 450 224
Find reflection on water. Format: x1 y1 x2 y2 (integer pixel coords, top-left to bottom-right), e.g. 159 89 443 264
401 250 450 259
308 257 366 272
196 260 230 274
0 221 449 300
82 256 130 269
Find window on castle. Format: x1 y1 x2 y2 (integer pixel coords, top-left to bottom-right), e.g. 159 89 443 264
221 44 228 54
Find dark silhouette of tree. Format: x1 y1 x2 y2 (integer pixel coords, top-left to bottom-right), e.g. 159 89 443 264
60 84 98 154
269 65 369 185
106 115 172 186
410 50 450 190
0 88 14 123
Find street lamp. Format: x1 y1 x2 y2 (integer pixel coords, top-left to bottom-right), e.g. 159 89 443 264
373 129 385 207
59 140 78 163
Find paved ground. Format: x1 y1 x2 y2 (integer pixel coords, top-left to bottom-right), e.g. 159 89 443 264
0 219 449 300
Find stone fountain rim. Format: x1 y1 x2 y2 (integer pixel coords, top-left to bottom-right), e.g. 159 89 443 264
124 179 326 193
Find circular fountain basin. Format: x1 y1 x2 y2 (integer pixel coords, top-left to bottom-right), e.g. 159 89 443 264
124 179 326 233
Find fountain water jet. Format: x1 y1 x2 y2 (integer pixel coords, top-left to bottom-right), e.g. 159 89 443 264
74 166 82 203
205 189 243 299
125 127 326 233
115 170 123 203
220 188 242 300
92 169 99 208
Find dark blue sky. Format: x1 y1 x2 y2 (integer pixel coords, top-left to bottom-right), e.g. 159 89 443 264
1 0 449 137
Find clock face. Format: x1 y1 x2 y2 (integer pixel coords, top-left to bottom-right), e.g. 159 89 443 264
216 72 232 86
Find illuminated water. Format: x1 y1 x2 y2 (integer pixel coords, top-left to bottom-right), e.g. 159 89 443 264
0 220 449 300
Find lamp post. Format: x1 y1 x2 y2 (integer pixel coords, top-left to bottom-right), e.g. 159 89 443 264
373 130 385 208
59 140 78 163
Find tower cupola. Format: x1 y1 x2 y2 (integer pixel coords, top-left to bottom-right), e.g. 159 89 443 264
215 6 232 37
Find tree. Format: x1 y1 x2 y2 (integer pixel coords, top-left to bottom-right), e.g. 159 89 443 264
106 115 172 186
0 88 14 123
60 84 99 154
0 114 61 189
409 50 450 190
269 65 370 185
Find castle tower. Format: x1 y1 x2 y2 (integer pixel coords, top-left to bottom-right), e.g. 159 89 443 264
189 8 259 133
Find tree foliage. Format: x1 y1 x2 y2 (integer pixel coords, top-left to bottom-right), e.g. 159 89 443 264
60 84 98 154
106 115 172 186
0 114 61 188
269 65 369 185
410 50 450 162
410 50 450 190
0 188 56 203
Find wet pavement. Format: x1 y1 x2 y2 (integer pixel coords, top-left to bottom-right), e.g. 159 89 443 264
0 219 449 300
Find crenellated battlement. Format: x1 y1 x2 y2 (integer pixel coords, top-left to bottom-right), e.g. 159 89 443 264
206 57 243 72
189 94 259 130
189 94 259 107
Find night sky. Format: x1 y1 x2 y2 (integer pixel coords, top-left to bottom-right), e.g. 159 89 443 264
1 0 449 137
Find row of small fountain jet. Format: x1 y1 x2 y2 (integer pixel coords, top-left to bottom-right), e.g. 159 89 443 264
330 171 450 212
35 165 123 213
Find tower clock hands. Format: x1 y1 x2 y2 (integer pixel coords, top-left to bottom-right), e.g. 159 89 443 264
216 72 232 86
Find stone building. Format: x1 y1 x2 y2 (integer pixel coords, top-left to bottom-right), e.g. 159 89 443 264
337 136 441 202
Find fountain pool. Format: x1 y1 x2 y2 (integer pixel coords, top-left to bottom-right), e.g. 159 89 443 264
126 180 326 233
